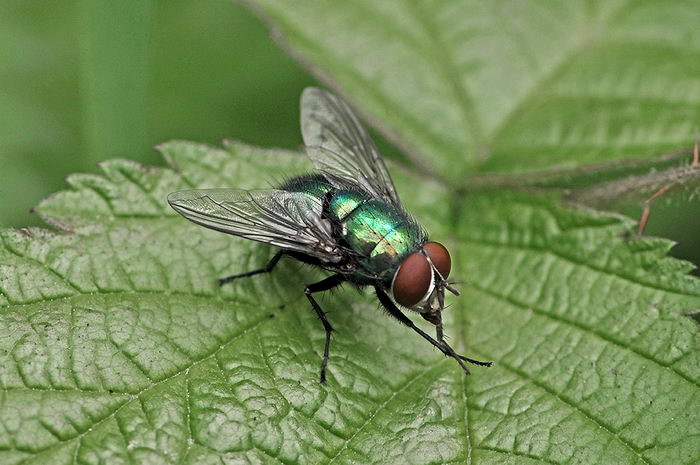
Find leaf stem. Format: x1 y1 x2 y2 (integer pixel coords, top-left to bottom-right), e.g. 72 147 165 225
78 0 152 165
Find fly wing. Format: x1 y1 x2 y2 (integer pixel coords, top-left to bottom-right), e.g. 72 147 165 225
168 188 344 262
301 87 402 206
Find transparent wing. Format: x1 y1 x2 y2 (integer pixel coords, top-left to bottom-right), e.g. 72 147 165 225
168 188 343 262
301 87 402 206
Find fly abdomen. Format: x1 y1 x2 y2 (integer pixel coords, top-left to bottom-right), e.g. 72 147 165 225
328 190 367 222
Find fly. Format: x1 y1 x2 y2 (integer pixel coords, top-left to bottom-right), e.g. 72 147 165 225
168 88 492 383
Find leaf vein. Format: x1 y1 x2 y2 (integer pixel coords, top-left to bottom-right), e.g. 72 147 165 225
464 237 700 298
476 445 561 465
14 313 275 461
486 356 651 465
467 281 698 388
403 0 483 156
325 361 448 465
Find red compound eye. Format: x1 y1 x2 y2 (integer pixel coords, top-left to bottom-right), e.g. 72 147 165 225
423 241 451 279
392 252 431 307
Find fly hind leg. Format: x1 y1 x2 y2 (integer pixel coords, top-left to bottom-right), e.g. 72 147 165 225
305 274 345 384
219 251 284 286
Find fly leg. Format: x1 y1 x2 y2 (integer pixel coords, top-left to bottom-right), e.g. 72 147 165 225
218 251 284 286
432 309 492 368
375 287 492 374
305 274 345 384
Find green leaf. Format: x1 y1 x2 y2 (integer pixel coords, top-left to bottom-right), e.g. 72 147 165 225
243 0 700 180
1 141 698 464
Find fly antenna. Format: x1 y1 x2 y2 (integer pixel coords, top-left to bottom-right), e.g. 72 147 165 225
445 282 460 296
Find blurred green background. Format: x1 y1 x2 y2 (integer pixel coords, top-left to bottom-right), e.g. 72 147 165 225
1 0 699 270
0 0 314 228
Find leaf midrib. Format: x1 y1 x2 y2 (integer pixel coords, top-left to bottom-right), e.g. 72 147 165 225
449 194 658 465
403 0 483 160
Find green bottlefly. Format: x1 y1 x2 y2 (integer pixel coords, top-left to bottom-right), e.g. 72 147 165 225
168 88 492 383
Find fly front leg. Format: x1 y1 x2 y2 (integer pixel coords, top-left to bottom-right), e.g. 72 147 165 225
305 274 345 384
431 309 492 368
219 251 284 286
433 311 446 345
375 287 492 373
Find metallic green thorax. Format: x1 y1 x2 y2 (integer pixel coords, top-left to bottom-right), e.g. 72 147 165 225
283 175 426 283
